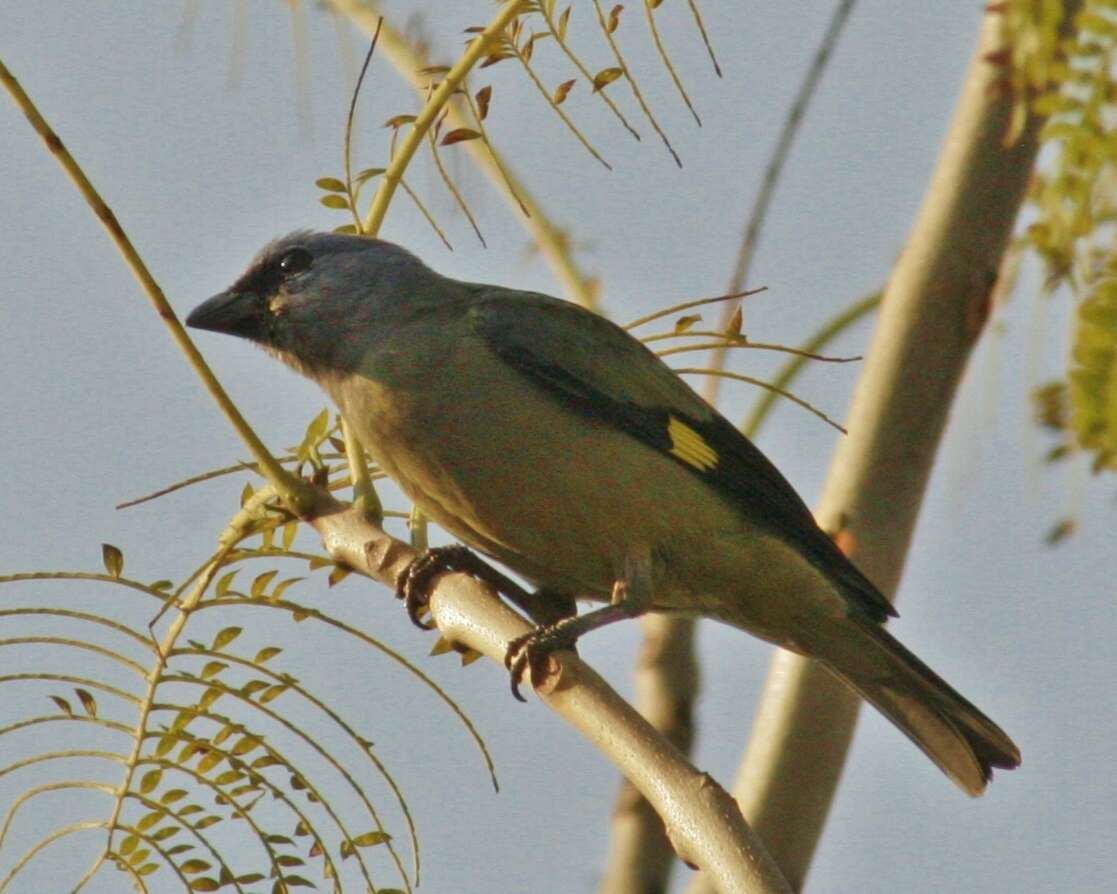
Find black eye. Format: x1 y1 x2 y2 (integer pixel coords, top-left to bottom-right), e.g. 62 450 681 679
278 248 312 277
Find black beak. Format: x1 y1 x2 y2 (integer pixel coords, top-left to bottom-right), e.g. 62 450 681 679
186 289 266 340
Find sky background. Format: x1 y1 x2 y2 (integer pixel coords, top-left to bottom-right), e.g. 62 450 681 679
1 2 1114 892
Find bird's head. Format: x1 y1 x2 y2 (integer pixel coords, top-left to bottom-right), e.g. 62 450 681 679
186 231 435 376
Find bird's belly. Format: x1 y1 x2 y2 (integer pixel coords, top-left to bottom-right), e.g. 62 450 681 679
326 366 845 643
328 369 747 600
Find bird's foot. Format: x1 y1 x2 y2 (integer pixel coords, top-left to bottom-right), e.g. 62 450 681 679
502 567 653 701
397 544 474 630
503 619 581 702
398 544 540 630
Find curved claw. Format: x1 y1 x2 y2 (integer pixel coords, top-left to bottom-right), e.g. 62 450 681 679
504 633 533 702
503 624 580 701
397 546 474 630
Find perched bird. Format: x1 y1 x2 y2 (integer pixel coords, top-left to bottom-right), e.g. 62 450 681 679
187 231 1020 795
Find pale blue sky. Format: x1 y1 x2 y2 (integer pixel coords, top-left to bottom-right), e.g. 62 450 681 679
1 3 1113 892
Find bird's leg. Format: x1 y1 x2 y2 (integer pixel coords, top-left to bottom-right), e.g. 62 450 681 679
504 548 654 701
397 544 574 629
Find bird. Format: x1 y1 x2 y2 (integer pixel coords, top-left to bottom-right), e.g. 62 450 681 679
187 231 1021 796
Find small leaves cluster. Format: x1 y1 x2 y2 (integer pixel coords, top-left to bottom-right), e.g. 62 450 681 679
1 436 497 892
1000 2 1117 475
319 0 721 247
1033 270 1117 474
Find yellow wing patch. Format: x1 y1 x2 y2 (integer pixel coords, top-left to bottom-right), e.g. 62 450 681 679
667 416 719 471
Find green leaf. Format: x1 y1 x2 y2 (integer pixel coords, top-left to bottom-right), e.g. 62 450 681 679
259 684 288 704
315 177 347 192
119 834 139 855
592 66 623 93
429 636 454 656
353 167 385 186
319 194 350 210
212 627 242 651
189 879 220 892
606 3 623 32
351 831 391 847
673 313 701 334
241 679 269 698
50 695 74 716
139 769 162 794
383 114 417 128
553 78 575 105
232 735 261 756
440 127 482 146
215 571 238 598
137 810 164 831
151 825 180 841
197 750 224 775
193 815 222 830
200 661 227 680
254 646 283 664
557 6 572 41
102 543 124 578
475 85 492 120
303 407 330 449
251 570 278 599
160 789 187 805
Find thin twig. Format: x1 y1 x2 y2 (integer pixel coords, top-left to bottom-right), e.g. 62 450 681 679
703 0 857 405
643 0 702 126
590 0 681 166
332 0 600 309
0 57 314 514
460 81 530 215
344 21 383 231
641 329 861 364
536 2 642 140
508 28 613 169
686 0 722 77
743 292 880 439
426 93 487 246
623 288 765 330
363 0 531 235
674 368 847 434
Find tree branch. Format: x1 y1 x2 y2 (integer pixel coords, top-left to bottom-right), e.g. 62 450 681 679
687 6 1077 891
597 615 698 894
307 499 791 894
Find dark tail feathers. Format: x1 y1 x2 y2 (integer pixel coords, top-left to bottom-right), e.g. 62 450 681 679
823 617 1020 796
